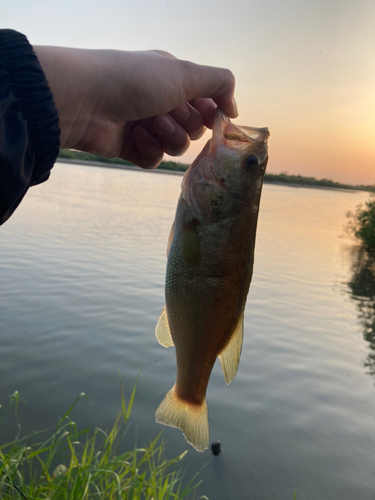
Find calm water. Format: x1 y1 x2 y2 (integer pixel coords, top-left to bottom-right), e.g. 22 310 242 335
1 162 375 499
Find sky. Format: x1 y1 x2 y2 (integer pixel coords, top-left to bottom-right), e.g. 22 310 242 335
3 0 374 184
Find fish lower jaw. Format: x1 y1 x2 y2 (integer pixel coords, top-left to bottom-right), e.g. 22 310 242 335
155 385 209 452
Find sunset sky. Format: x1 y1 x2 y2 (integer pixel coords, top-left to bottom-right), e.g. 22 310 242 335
3 0 374 184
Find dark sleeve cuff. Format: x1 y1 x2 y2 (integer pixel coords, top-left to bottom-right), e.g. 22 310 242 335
0 29 60 224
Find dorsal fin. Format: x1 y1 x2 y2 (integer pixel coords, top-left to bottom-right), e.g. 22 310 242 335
219 315 244 384
155 305 174 347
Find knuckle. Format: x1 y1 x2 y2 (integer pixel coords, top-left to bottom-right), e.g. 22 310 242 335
151 49 176 59
166 137 190 157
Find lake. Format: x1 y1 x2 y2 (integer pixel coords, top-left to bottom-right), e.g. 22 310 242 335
1 161 375 499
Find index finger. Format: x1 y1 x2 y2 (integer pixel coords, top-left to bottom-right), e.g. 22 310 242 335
179 61 238 119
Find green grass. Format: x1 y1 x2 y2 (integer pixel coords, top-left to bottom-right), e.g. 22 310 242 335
0 387 206 500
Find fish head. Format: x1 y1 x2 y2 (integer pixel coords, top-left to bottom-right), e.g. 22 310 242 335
182 109 270 223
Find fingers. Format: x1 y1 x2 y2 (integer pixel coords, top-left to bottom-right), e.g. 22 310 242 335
129 126 165 169
151 101 210 157
169 103 206 140
122 103 206 169
112 51 238 170
154 115 191 156
188 98 217 129
125 119 192 169
118 52 237 123
179 61 238 119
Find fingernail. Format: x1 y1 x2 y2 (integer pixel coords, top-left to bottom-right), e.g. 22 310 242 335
170 103 191 122
155 115 176 135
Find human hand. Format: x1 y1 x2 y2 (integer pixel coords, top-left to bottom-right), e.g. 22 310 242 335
34 47 237 169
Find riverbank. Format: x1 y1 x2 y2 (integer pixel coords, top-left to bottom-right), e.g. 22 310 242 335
56 157 185 175
0 389 201 500
56 156 374 193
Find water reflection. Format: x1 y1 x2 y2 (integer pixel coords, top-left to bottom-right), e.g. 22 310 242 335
347 246 375 379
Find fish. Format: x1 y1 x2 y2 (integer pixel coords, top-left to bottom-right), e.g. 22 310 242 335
155 108 269 452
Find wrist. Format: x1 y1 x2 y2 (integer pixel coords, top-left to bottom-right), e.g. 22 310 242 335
33 45 74 150
0 30 60 174
34 45 101 151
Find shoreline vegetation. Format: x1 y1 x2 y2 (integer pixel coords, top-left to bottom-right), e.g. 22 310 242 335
58 150 375 193
347 195 375 251
0 388 203 500
0 391 298 500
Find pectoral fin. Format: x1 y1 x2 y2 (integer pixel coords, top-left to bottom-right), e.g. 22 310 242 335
219 315 244 385
155 305 174 347
167 222 175 257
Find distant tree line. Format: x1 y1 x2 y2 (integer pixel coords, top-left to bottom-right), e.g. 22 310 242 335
58 150 375 193
264 173 375 193
58 149 187 172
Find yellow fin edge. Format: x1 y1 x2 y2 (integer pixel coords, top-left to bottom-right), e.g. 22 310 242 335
155 386 209 452
219 315 244 385
155 306 174 348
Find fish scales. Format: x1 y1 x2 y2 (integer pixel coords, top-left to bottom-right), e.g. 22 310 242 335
155 109 270 451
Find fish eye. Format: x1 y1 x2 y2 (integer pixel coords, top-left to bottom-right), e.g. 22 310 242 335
244 155 259 168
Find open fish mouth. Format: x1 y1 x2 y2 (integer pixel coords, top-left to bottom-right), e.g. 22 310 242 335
214 108 270 146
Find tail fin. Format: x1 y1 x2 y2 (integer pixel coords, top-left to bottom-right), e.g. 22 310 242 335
155 386 209 452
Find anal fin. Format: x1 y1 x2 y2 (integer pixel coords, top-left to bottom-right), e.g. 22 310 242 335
219 315 244 385
155 305 174 347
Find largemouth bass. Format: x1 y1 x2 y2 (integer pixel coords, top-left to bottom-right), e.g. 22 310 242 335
155 109 269 452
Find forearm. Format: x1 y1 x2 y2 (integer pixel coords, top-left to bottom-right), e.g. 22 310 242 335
34 45 105 151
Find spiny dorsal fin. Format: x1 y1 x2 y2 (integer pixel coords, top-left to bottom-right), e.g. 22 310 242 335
167 222 175 257
219 315 244 385
155 305 174 347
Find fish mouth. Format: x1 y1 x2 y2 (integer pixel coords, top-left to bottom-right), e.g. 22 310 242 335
181 109 269 220
213 108 270 146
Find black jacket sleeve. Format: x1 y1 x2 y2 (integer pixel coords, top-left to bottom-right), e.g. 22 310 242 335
0 30 60 225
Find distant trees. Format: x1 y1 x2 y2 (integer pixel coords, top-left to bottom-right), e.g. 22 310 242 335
264 173 375 193
58 150 375 193
58 149 187 172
